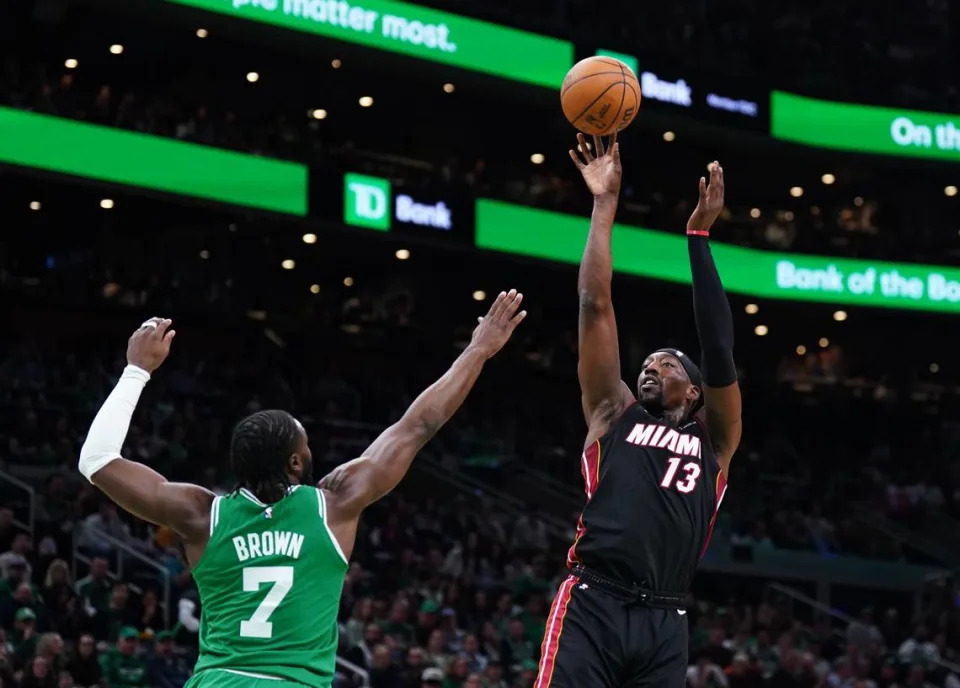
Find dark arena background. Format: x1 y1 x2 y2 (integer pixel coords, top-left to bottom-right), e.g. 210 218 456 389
3 1 960 686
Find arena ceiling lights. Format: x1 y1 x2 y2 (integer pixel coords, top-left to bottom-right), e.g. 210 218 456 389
165 0 574 88
0 107 308 215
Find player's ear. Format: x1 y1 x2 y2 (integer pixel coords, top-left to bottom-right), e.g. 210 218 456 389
687 385 702 404
286 452 302 476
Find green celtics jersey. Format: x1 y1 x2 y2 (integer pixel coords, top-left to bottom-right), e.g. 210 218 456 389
190 485 348 687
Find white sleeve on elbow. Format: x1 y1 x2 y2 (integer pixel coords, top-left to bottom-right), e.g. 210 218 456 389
78 365 151 482
179 598 200 632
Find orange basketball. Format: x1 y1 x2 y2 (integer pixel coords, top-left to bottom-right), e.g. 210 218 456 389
560 56 641 136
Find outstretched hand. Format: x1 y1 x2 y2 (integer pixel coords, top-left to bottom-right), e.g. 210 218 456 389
470 289 527 359
687 161 725 234
127 317 176 373
569 132 621 198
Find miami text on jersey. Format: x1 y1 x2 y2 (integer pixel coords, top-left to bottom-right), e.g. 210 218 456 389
624 423 702 459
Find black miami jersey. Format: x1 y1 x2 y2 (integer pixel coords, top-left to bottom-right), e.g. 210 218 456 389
567 402 727 593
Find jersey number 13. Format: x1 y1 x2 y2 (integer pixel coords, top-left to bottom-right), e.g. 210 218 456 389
660 457 701 494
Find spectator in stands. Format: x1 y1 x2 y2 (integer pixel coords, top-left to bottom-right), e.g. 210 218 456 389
37 632 66 677
76 557 112 615
416 599 440 646
501 618 534 674
443 656 469 688
78 502 131 556
345 596 374 647
899 626 940 666
402 646 427 687
421 667 443 688
0 532 34 582
12 607 39 671
847 607 885 655
147 630 191 688
460 634 487 674
93 581 137 642
66 634 101 688
99 626 147 688
686 651 729 687
347 623 382 673
138 587 163 634
44 559 73 610
369 643 402 688
37 474 74 535
424 629 450 671
381 598 415 649
21 654 56 688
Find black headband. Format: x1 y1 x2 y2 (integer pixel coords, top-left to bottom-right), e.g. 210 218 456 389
653 348 704 415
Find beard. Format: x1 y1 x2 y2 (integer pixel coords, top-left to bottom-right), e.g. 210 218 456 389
298 456 315 486
638 386 665 413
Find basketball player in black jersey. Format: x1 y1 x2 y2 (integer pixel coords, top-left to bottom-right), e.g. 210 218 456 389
534 134 742 688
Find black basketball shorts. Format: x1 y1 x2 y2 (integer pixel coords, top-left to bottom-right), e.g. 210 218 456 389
534 575 689 688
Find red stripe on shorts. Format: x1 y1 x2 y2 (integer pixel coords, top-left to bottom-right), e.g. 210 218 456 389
535 576 576 688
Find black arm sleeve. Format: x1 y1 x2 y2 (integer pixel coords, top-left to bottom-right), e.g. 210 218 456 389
688 236 737 387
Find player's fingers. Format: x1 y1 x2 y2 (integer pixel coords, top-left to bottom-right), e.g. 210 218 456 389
155 318 173 338
699 177 707 198
163 329 176 344
509 310 528 330
488 291 508 319
568 149 584 169
592 134 604 157
577 133 592 162
497 289 518 319
609 131 617 153
503 291 523 319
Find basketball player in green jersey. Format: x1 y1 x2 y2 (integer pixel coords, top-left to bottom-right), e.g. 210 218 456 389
78 289 528 687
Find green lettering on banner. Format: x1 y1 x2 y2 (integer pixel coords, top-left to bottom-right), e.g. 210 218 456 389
772 91 960 161
167 0 573 88
475 199 960 314
0 107 307 215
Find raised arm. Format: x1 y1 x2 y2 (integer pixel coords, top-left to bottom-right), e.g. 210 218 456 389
686 162 742 476
320 290 526 522
79 319 213 560
569 133 635 443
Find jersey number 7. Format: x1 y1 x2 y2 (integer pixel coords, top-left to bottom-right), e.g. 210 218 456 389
660 457 701 494
240 566 294 639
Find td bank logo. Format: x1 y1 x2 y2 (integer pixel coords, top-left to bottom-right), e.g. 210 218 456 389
345 173 391 230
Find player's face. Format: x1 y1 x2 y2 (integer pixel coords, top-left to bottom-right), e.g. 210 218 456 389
293 423 314 486
637 352 697 414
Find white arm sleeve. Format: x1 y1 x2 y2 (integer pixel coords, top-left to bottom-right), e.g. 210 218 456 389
78 365 151 482
178 598 200 632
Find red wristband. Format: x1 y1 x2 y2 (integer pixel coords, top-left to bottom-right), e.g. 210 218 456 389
686 229 710 237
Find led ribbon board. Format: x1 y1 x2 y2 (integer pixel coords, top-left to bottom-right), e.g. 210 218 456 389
476 200 960 313
167 0 574 88
0 107 308 215
772 91 960 161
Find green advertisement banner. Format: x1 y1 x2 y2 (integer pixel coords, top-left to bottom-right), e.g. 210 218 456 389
772 91 960 161
167 0 573 88
476 200 960 314
0 107 308 215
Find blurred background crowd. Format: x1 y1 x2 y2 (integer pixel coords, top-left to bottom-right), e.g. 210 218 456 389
3 0 960 686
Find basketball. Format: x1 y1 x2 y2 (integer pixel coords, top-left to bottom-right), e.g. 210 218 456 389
560 56 641 136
